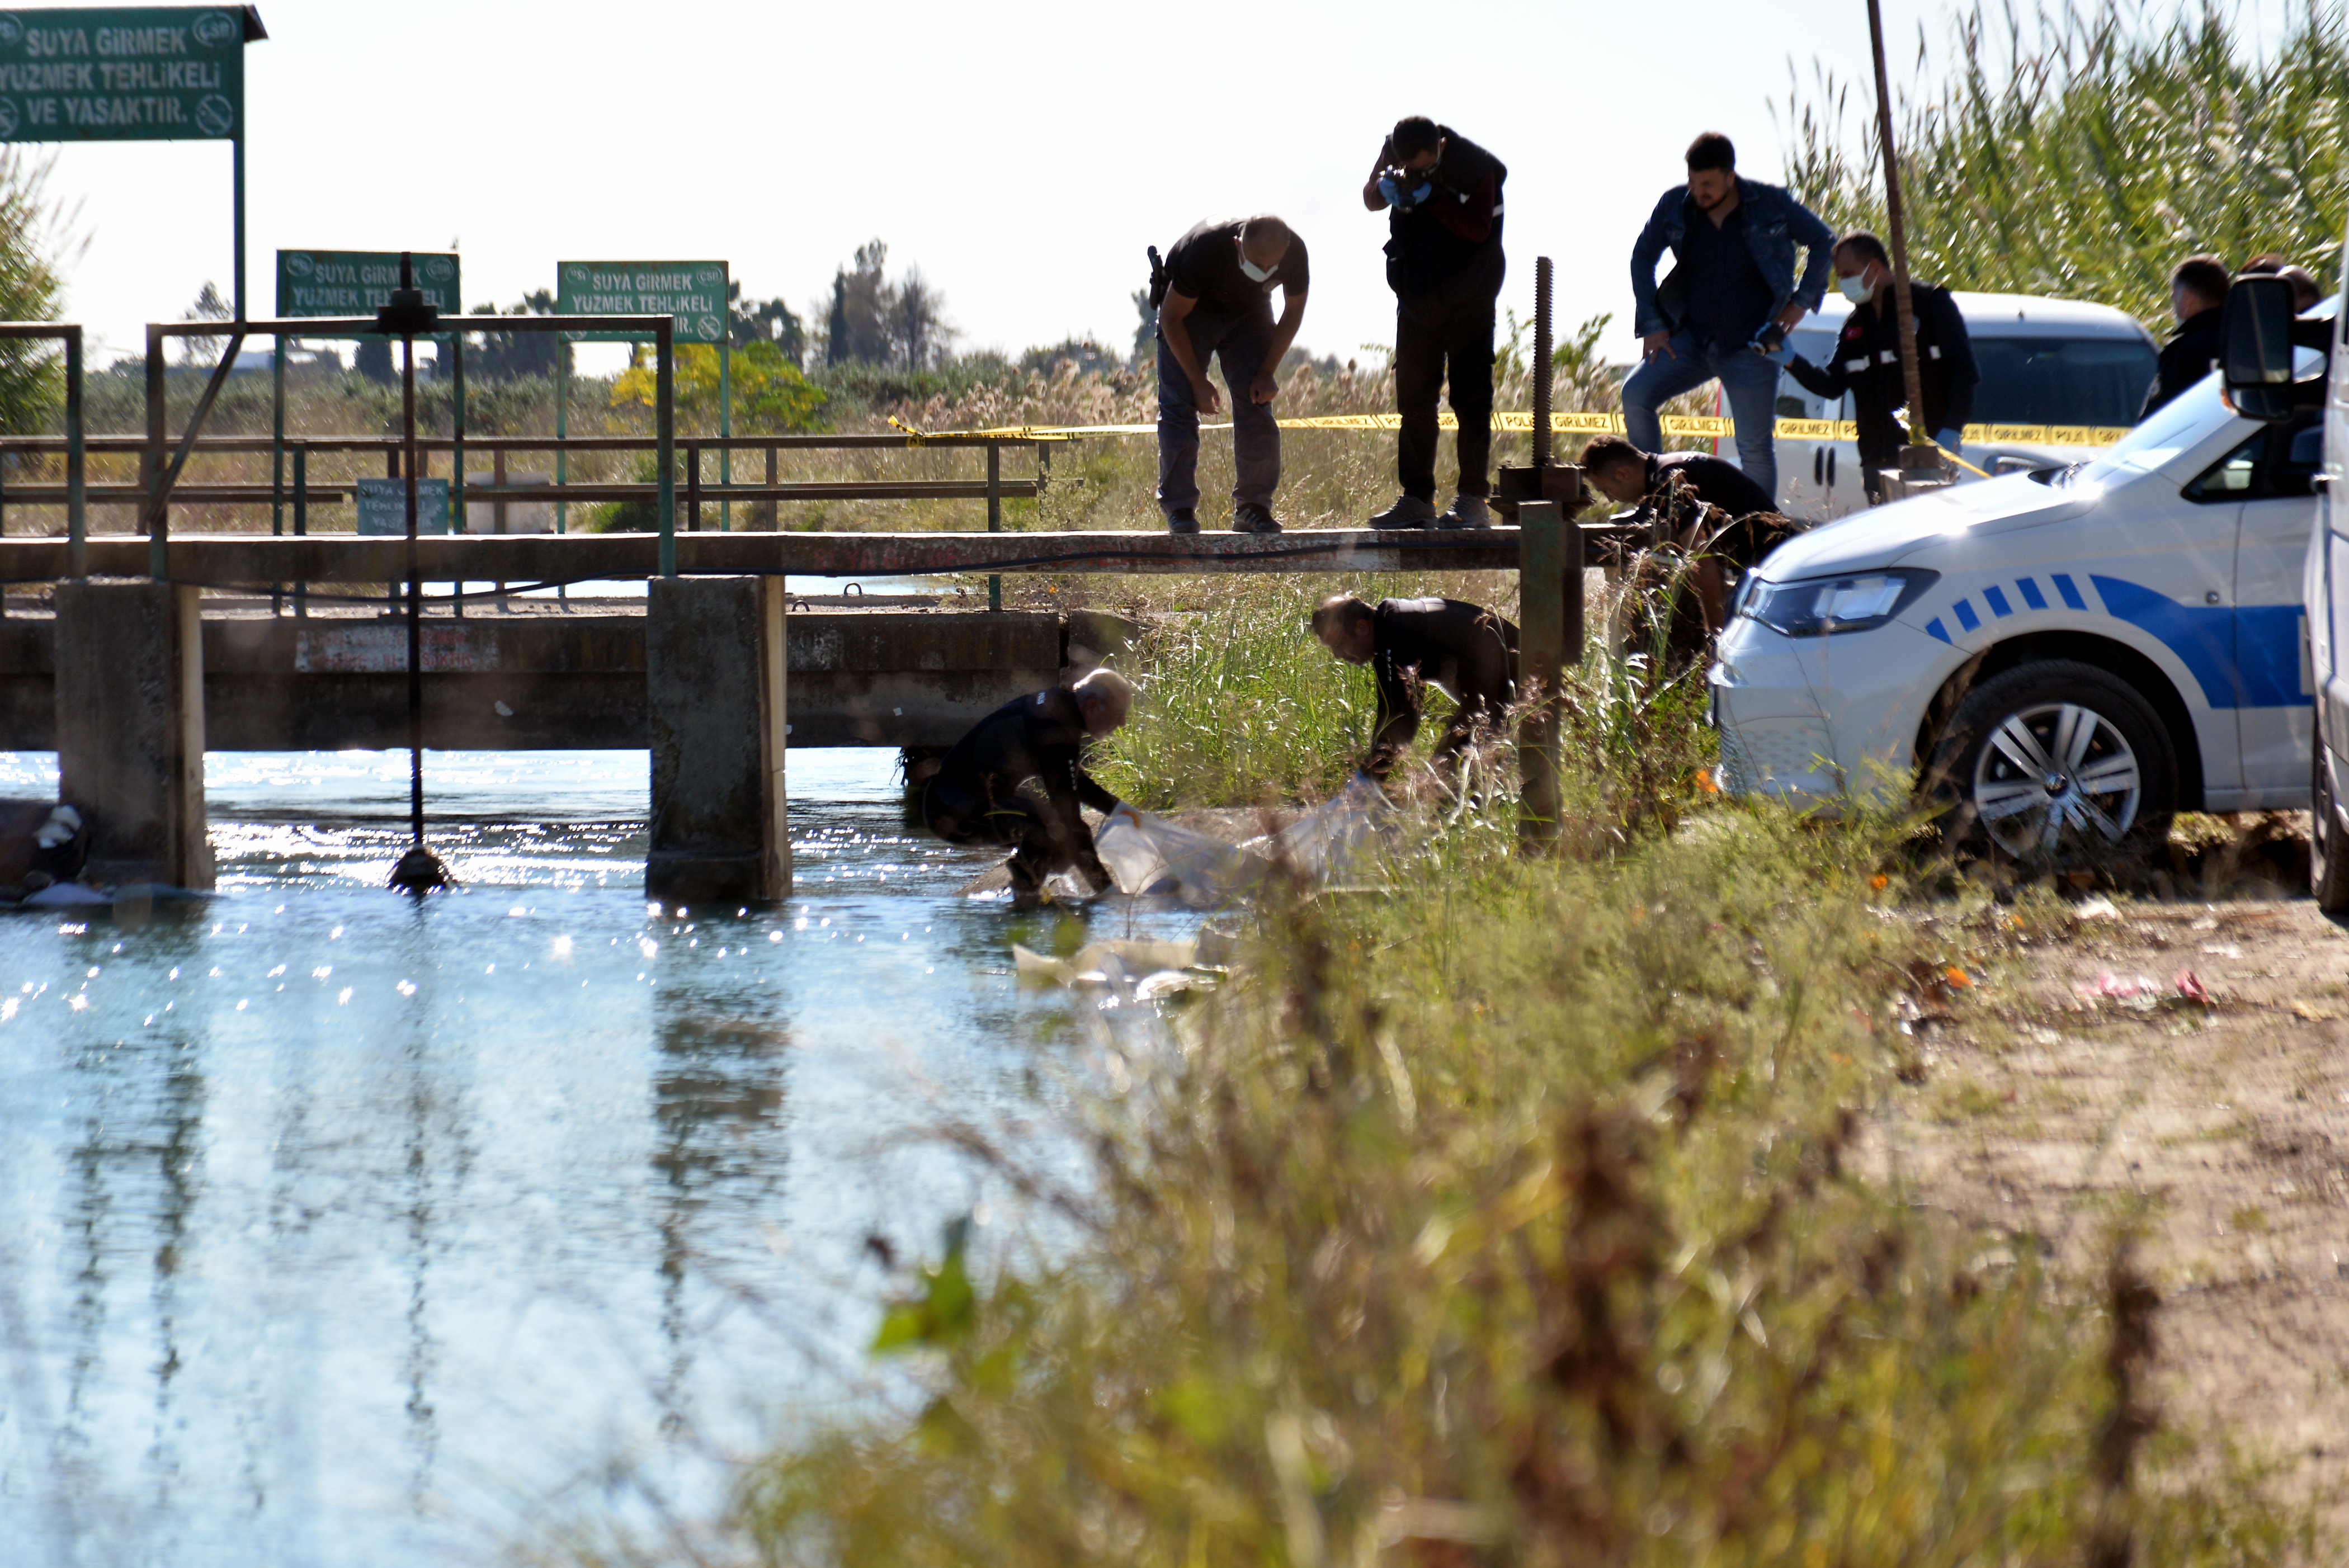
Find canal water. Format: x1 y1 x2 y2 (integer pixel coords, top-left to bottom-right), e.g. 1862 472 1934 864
0 746 1197 1566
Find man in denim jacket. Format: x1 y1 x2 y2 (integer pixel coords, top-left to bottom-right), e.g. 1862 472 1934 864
1622 132 1834 500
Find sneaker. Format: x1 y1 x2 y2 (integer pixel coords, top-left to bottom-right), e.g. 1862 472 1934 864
1232 503 1284 535
1165 508 1200 535
1436 494 1493 530
1367 494 1439 529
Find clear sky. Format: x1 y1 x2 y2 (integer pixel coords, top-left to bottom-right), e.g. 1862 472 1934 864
21 0 2305 372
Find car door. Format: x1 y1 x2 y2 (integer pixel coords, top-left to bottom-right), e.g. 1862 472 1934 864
2326 319 2349 781
2205 414 2323 795
1774 328 1859 524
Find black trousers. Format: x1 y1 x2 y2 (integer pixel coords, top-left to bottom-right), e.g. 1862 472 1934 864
922 779 1081 896
1394 257 1502 503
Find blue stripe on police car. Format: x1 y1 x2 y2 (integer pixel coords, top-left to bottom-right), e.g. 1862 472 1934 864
1918 573 2300 709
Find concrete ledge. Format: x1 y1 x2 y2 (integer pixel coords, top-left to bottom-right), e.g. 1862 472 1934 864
0 608 1068 750
0 528 1527 583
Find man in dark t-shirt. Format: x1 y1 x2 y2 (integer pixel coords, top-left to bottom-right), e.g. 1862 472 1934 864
1311 595 1518 779
2141 253 2229 419
1155 215 1309 535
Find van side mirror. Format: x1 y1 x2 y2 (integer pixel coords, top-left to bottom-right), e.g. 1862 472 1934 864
2223 273 2304 422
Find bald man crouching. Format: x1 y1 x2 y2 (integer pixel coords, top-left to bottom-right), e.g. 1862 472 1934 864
1312 595 1517 779
922 669 1135 907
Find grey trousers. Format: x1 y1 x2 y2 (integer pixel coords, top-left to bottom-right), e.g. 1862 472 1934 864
1155 305 1280 516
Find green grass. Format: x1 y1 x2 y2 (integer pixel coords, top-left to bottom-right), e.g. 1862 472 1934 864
735 807 2312 1566
715 615 2314 1566
1088 578 1382 810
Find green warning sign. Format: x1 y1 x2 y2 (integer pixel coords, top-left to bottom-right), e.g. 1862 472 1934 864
277 251 461 321
355 476 452 536
556 260 728 343
0 7 247 142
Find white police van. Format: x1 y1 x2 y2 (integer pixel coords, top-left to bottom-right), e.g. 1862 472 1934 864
1711 334 2323 858
2251 270 2349 906
1772 293 2160 523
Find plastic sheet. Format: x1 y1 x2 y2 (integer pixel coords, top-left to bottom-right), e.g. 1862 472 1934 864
1252 771 1393 886
1094 804 1264 908
1091 777 1394 908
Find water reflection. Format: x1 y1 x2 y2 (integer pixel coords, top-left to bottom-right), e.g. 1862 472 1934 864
651 1007 793 1438
0 747 1199 1566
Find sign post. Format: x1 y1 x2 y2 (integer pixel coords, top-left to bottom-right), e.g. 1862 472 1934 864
0 7 263 578
558 261 729 529
0 7 263 310
276 249 461 549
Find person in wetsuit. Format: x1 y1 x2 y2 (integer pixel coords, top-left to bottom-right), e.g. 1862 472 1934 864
921 668 1133 906
1311 595 1517 778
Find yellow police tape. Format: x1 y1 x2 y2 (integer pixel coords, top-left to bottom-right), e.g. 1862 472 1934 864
945 412 2135 446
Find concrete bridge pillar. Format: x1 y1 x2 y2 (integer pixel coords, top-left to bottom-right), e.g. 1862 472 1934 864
54 578 213 889
645 575 790 905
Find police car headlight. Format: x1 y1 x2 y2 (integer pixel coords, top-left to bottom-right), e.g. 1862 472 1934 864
1740 569 1938 637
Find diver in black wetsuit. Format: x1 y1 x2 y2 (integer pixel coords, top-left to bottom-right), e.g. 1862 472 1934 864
1311 595 1517 778
921 668 1133 906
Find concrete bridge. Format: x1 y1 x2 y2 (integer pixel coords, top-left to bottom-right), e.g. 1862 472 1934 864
0 596 1108 752
2 521 1574 904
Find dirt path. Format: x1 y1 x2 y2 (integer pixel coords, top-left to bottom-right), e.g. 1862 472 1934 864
1879 877 2349 1515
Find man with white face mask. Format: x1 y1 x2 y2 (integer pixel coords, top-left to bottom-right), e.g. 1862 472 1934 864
1154 215 1309 534
1778 229 1978 504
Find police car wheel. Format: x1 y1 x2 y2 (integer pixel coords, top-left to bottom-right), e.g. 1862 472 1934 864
2310 706 2349 912
1928 661 2176 863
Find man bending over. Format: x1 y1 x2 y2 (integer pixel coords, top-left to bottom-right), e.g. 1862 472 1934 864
923 668 1133 907
1312 595 1517 779
1580 432 1776 519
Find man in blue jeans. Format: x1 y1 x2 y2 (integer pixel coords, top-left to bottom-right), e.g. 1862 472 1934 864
1154 215 1309 534
1622 132 1833 503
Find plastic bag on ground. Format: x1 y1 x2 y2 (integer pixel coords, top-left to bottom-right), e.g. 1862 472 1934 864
1251 772 1393 883
1094 804 1266 908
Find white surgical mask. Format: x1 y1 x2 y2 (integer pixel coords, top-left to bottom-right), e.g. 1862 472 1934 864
1838 272 1874 303
1239 254 1276 284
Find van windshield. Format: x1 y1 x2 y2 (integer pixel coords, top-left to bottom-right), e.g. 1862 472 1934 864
2063 374 2232 485
1971 337 2157 426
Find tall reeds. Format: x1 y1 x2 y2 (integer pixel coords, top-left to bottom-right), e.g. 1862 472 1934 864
1781 0 2349 329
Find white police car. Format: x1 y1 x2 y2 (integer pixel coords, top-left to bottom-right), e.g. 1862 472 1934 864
1711 351 2323 857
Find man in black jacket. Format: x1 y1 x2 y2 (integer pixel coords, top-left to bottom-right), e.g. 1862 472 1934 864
1311 595 1517 777
2141 253 2229 418
922 669 1132 906
1361 115 1507 531
1777 230 1979 502
1579 433 1777 518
